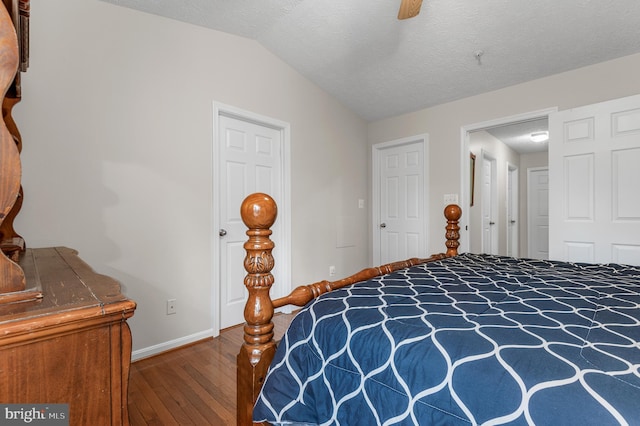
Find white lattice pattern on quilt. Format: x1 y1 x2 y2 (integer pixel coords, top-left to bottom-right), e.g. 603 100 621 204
255 254 640 425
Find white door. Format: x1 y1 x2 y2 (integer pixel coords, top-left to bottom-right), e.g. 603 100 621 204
374 137 428 265
218 113 284 330
549 94 640 265
507 164 519 257
527 168 549 259
481 153 498 254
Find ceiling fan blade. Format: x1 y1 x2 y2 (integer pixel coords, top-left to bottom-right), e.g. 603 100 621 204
398 0 423 20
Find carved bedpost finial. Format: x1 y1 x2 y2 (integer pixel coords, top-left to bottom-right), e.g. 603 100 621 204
444 204 462 257
241 192 278 235
237 193 278 426
240 192 277 347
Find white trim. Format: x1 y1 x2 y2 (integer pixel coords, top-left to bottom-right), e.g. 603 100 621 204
211 102 292 337
372 134 429 265
132 329 214 362
460 107 557 253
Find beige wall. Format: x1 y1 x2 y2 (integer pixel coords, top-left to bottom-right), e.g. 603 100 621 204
15 0 368 356
368 53 640 257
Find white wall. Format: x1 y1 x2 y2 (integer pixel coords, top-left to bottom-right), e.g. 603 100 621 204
14 0 368 357
368 53 640 258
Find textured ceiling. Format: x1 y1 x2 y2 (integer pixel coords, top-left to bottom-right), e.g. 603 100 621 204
100 0 640 125
485 118 549 155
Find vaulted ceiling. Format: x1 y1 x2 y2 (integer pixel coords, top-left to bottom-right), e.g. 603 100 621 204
101 0 640 123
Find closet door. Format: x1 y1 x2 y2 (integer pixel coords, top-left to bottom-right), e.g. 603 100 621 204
549 94 640 266
374 136 428 265
218 114 284 329
527 168 549 260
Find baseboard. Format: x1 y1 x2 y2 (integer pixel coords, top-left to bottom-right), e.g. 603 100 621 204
131 329 214 362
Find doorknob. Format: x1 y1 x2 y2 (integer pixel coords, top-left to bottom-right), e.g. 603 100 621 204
380 223 387 228
489 222 495 225
219 229 227 237
510 220 516 224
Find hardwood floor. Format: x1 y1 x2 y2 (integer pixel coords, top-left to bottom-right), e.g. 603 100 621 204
128 314 294 425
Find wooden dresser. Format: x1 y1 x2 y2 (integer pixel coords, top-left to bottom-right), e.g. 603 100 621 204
0 2 137 425
0 247 136 425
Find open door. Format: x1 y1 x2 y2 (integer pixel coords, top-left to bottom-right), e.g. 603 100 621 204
549 94 640 265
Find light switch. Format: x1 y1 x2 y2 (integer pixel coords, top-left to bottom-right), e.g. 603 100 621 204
444 194 459 205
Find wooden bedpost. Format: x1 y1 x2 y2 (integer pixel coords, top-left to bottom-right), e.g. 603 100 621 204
444 204 462 257
237 193 278 426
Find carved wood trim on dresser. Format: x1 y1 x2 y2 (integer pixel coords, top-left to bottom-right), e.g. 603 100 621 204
0 0 26 267
0 247 137 425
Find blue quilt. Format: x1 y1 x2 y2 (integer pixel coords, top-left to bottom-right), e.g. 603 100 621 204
253 254 640 425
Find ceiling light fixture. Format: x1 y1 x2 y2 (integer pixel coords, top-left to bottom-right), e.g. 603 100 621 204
530 131 549 143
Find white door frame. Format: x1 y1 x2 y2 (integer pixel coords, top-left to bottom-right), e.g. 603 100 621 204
460 107 557 253
372 134 429 265
212 102 292 337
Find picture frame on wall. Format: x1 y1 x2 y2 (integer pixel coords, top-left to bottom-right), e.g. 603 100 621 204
470 152 476 206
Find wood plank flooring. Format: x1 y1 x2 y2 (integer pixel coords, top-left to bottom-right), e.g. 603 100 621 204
128 314 294 425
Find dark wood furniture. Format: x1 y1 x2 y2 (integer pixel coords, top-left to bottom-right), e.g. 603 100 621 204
236 192 461 425
0 0 28 268
0 247 136 425
0 2 136 425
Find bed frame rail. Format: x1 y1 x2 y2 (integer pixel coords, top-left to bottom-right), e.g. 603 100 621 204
236 192 461 425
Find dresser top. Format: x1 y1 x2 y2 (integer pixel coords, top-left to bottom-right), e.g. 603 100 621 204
0 247 136 341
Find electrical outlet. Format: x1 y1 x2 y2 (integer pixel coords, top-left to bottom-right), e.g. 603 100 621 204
167 299 177 315
329 266 336 276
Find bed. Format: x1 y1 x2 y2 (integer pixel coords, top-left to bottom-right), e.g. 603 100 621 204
236 193 640 425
